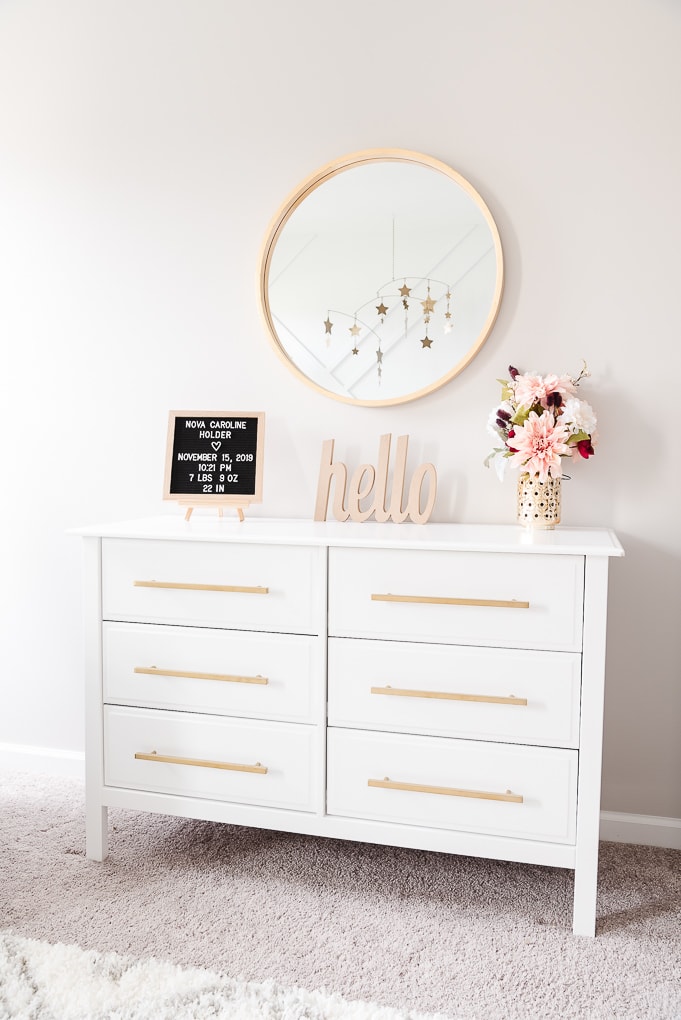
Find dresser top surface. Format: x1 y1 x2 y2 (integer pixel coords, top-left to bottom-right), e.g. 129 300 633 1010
71 517 624 557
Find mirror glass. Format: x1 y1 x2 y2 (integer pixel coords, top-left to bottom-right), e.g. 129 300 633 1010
260 150 503 406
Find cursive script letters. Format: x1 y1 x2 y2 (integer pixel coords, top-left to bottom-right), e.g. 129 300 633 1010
314 434 437 525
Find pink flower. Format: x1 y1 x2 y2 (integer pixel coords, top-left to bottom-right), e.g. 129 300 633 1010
513 372 577 410
506 410 570 482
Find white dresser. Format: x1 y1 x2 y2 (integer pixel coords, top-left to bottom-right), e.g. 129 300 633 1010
76 517 623 936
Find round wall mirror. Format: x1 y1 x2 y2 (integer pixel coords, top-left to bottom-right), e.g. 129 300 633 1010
259 149 504 407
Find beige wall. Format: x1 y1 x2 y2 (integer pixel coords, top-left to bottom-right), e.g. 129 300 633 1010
1 0 679 818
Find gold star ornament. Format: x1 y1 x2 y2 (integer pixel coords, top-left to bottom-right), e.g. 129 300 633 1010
421 335 433 348
376 302 389 317
324 317 333 335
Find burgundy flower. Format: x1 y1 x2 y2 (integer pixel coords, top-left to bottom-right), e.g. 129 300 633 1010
576 439 595 459
497 408 511 421
508 365 519 379
546 392 563 408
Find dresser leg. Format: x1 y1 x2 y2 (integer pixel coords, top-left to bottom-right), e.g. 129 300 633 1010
86 803 108 861
572 857 597 936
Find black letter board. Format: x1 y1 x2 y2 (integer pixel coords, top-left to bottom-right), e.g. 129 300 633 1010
164 411 265 516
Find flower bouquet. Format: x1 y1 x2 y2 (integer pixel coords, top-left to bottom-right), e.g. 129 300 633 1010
485 362 597 526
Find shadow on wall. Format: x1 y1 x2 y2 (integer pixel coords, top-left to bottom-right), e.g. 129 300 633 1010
602 532 681 818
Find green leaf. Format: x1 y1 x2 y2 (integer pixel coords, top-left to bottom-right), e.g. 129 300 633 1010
511 407 530 427
483 448 504 468
568 430 589 445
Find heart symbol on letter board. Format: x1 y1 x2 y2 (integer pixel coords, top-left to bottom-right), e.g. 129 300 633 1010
211 441 221 451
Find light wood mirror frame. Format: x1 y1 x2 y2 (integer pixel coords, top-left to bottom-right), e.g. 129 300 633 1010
259 149 504 407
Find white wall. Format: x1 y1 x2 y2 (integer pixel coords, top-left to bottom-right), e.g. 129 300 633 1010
1 0 679 819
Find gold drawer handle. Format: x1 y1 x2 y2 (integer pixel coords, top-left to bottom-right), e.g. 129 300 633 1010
368 776 523 804
370 685 527 706
371 593 529 609
134 666 268 686
135 751 267 774
134 581 269 595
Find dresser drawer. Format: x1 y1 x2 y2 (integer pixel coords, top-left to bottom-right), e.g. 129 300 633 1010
102 539 320 634
327 727 577 843
103 623 320 723
328 638 581 748
104 706 316 811
328 547 584 651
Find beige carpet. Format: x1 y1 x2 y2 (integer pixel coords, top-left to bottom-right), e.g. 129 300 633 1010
2 769 680 1019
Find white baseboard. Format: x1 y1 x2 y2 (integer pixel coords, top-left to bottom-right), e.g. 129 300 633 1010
0 742 84 780
1 744 679 850
599 810 681 850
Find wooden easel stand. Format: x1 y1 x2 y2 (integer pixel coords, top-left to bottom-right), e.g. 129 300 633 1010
180 503 246 522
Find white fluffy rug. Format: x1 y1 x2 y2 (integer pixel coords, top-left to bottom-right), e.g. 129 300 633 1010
0 931 449 1020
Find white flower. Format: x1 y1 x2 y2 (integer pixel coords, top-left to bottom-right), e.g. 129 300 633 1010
488 449 508 482
560 397 597 437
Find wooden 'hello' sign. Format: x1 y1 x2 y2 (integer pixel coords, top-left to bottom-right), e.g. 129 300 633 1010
314 434 437 524
164 411 264 521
